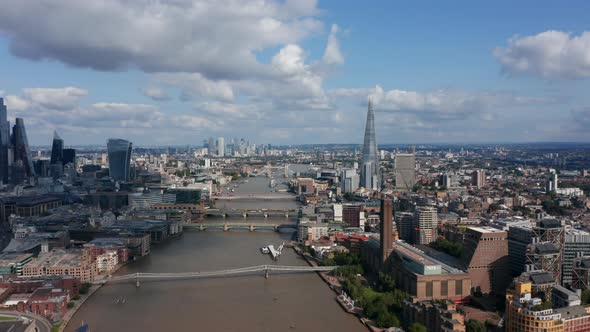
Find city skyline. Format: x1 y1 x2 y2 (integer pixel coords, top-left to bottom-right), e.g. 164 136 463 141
0 1 589 146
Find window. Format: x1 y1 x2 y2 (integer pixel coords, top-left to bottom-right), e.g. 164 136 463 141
441 280 448 296
456 280 463 295
426 281 433 297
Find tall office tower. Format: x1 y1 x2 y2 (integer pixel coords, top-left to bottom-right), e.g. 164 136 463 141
207 137 216 156
50 131 64 165
395 212 414 243
216 137 225 157
545 173 559 193
63 148 76 167
395 153 416 191
562 229 590 286
472 169 486 188
107 138 133 182
11 118 35 181
341 168 359 193
413 206 437 245
0 98 9 184
380 199 394 262
441 173 459 188
360 100 379 191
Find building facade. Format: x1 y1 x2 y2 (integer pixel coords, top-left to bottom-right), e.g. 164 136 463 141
107 138 133 182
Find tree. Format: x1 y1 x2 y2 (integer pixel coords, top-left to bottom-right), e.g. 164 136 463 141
466 319 486 332
409 322 427 332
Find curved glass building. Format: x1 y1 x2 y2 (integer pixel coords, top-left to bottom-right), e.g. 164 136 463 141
107 138 132 182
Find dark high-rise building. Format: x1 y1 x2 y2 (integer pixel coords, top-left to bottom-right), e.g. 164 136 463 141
50 131 64 165
11 118 35 182
63 148 76 166
360 99 379 191
0 98 9 184
107 138 132 182
380 198 393 263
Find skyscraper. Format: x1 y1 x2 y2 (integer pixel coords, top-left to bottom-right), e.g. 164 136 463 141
50 131 64 165
216 137 225 157
63 148 76 167
11 118 35 182
472 169 486 188
107 138 133 182
380 198 394 262
413 206 437 245
395 153 416 190
360 99 379 190
0 98 9 184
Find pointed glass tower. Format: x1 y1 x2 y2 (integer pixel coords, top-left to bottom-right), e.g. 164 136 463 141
50 130 64 165
360 99 379 190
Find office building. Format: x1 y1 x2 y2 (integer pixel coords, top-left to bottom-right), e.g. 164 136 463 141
22 249 97 282
343 204 363 228
462 226 510 294
62 148 76 167
472 169 486 188
50 130 64 165
11 118 35 182
395 212 414 243
380 199 393 263
546 173 559 193
341 168 359 193
0 98 9 184
216 137 225 157
562 229 590 286
395 153 416 190
107 138 132 182
572 256 590 291
360 100 379 190
441 173 459 188
414 206 438 245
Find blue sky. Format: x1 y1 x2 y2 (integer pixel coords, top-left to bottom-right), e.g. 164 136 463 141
0 0 589 145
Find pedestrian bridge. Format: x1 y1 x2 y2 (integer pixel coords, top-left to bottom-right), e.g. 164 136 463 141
93 265 337 285
183 222 297 232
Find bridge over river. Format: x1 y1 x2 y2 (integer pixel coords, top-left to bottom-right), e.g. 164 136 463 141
184 222 297 232
94 265 337 286
204 208 299 219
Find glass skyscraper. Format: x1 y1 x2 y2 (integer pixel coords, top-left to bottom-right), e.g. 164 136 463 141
0 98 9 184
360 99 379 190
50 130 64 165
11 118 35 181
107 138 133 182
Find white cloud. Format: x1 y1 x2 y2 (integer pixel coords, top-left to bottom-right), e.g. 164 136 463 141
3 95 30 112
0 0 322 80
154 73 234 102
142 87 170 101
22 87 87 110
322 24 344 65
493 30 590 79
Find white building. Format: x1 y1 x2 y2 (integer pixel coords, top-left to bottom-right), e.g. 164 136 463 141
298 223 329 242
216 137 225 157
96 251 118 274
333 204 343 223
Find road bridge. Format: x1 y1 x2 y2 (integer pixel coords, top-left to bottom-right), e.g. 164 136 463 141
184 222 297 232
93 265 337 286
204 208 299 219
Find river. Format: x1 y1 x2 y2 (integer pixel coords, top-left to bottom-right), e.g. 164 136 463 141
65 176 365 332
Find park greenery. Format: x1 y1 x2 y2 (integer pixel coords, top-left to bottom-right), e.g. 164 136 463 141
323 251 411 329
466 319 486 332
431 237 463 258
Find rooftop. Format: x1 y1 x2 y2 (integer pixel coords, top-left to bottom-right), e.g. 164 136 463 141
467 226 506 234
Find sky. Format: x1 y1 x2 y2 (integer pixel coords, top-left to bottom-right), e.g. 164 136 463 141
0 0 589 146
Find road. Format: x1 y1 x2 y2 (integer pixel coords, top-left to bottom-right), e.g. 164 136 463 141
0 311 52 332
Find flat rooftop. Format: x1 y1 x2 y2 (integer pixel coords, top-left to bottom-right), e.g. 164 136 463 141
467 226 506 234
26 250 86 268
0 253 33 266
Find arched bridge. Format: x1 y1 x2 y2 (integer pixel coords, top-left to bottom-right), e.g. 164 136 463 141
184 223 298 232
204 209 299 219
93 265 337 285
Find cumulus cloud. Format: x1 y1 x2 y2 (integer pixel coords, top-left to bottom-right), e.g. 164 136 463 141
21 87 88 110
323 24 344 65
142 87 171 102
493 30 590 79
0 0 322 79
154 73 234 102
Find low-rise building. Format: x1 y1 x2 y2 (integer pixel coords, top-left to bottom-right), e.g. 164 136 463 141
402 300 466 332
22 249 97 282
0 253 33 276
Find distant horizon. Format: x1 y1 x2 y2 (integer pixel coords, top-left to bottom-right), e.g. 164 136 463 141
1 1 589 145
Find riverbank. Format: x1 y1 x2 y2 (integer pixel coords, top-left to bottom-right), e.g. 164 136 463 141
59 260 132 332
293 245 381 331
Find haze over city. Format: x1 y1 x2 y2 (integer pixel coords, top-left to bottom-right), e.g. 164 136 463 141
0 0 589 145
